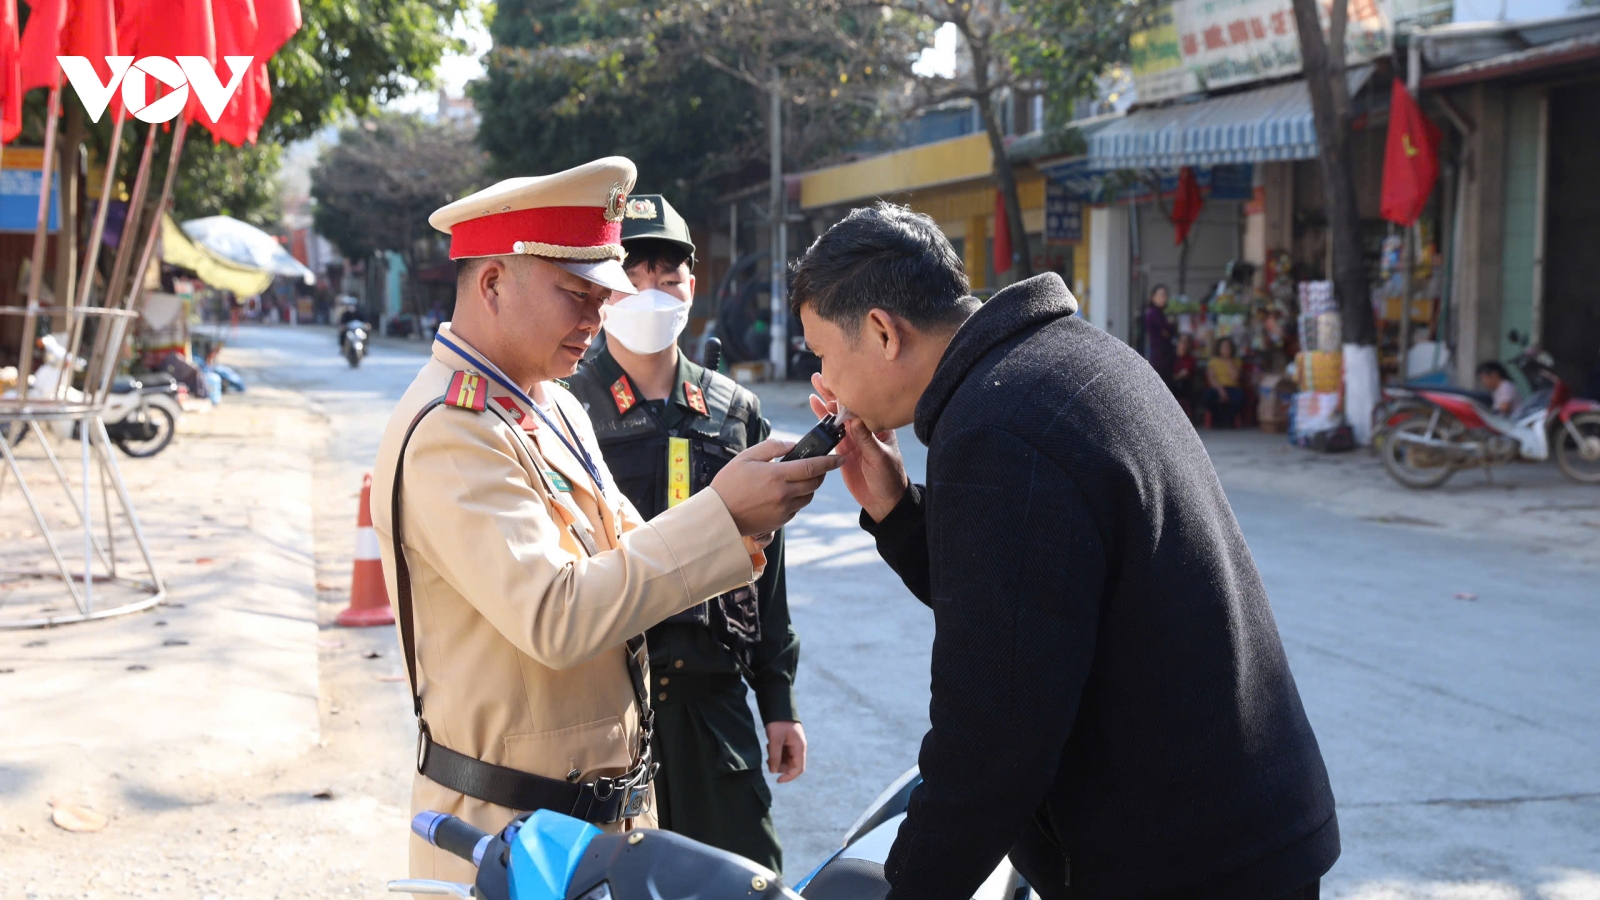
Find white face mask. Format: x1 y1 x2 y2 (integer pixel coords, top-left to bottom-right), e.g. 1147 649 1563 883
603 288 691 355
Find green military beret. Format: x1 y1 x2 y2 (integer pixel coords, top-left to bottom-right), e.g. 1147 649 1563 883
621 194 695 259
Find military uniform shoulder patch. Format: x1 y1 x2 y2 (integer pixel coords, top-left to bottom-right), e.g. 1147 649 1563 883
610 376 638 415
445 371 488 411
684 381 708 416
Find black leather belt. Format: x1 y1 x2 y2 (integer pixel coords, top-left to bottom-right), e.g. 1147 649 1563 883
417 725 654 824
391 398 657 825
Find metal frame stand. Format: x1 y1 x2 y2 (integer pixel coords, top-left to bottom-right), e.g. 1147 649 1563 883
1 307 166 629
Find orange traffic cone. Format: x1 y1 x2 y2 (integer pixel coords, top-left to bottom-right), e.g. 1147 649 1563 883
336 474 394 627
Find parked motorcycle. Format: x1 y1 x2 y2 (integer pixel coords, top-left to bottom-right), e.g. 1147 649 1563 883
1381 348 1600 488
100 374 184 458
342 320 369 368
392 767 1025 900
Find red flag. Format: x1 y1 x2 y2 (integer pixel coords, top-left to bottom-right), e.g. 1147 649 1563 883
1171 166 1203 246
0 0 20 142
992 188 1012 274
123 0 215 123
17 0 67 91
211 0 299 143
62 0 118 64
1381 80 1442 227
207 0 258 144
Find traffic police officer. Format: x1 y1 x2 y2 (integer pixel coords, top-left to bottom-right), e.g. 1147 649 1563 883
567 195 801 874
370 159 839 885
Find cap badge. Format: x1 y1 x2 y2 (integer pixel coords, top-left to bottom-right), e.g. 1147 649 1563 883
605 184 626 223
624 198 658 220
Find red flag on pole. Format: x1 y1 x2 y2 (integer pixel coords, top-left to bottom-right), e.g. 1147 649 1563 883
62 0 119 69
0 0 20 142
992 188 1012 274
17 0 67 91
208 0 299 143
1380 80 1442 227
1171 166 1203 245
208 0 259 144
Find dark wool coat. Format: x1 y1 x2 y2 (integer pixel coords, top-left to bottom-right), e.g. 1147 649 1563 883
863 273 1338 900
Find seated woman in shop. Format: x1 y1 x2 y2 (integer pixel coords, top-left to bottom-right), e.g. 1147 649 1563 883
1204 337 1245 427
1171 333 1199 412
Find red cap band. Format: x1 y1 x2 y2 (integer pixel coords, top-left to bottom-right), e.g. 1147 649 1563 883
448 206 623 259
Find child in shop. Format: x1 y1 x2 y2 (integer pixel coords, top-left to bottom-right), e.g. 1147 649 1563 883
1476 361 1520 416
1172 333 1199 415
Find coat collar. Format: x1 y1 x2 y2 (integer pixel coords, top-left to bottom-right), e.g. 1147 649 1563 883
913 273 1079 445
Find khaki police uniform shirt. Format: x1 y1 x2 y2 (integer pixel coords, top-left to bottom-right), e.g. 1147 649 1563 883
370 324 758 883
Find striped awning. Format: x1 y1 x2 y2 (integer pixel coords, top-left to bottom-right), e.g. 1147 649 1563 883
1087 66 1373 171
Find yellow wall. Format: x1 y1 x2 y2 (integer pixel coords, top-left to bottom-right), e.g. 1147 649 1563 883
800 132 994 210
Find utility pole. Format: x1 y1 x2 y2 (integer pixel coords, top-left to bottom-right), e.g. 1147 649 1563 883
768 67 788 380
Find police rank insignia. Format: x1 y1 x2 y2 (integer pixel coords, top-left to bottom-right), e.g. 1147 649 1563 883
684 382 708 416
445 372 487 411
610 376 638 415
493 395 537 431
624 198 658 220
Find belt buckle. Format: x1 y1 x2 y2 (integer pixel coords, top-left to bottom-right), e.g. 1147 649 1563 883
621 783 648 819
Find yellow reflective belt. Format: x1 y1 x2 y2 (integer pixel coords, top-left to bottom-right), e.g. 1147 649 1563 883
667 437 691 508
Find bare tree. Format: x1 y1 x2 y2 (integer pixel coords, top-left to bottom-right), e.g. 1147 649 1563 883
1291 0 1375 346
895 0 1151 281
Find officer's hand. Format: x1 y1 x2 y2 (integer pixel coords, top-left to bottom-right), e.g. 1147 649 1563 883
709 438 843 536
810 374 909 523
766 721 807 784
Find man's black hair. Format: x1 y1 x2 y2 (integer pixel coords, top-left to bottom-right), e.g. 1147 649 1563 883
1476 360 1510 380
623 238 694 275
456 256 484 290
789 202 973 334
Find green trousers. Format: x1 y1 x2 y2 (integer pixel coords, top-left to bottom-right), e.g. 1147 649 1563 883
650 674 783 875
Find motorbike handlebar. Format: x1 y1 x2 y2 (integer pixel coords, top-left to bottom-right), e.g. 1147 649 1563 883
412 811 493 867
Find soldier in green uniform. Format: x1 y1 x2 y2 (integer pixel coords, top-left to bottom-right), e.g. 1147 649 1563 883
567 194 803 875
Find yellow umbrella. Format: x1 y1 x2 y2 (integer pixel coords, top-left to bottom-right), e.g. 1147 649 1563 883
159 214 275 296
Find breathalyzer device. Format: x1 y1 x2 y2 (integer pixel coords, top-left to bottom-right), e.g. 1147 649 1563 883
781 413 848 461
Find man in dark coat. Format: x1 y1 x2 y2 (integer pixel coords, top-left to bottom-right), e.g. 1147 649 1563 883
791 204 1338 900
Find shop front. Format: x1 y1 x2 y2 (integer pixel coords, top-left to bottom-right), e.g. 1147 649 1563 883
1064 67 1386 435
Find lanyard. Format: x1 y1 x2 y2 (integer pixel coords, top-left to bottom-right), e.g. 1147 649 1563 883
436 333 607 493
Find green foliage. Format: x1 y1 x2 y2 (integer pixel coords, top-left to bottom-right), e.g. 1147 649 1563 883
265 0 475 145
473 0 764 219
471 0 927 219
175 140 285 227
310 113 486 263
1008 0 1154 127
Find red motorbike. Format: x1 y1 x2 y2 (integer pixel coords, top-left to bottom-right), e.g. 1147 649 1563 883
1381 349 1600 488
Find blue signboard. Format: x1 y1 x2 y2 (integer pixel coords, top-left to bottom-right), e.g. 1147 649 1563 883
0 168 61 234
1038 158 1253 206
1045 182 1083 243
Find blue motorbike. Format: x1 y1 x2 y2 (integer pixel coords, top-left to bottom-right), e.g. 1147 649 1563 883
391 768 1028 900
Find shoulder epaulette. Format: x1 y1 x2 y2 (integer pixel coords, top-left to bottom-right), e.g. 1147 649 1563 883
445 371 487 411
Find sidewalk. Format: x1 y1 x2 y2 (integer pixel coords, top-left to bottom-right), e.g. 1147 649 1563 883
1203 428 1600 565
0 387 336 896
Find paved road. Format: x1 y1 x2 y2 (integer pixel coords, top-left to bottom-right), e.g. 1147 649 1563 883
236 324 1600 899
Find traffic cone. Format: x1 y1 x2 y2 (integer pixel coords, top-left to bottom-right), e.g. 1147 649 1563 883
336 474 394 627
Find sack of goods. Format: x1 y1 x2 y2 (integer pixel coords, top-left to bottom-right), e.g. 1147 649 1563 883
1296 351 1343 393
1298 280 1338 317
